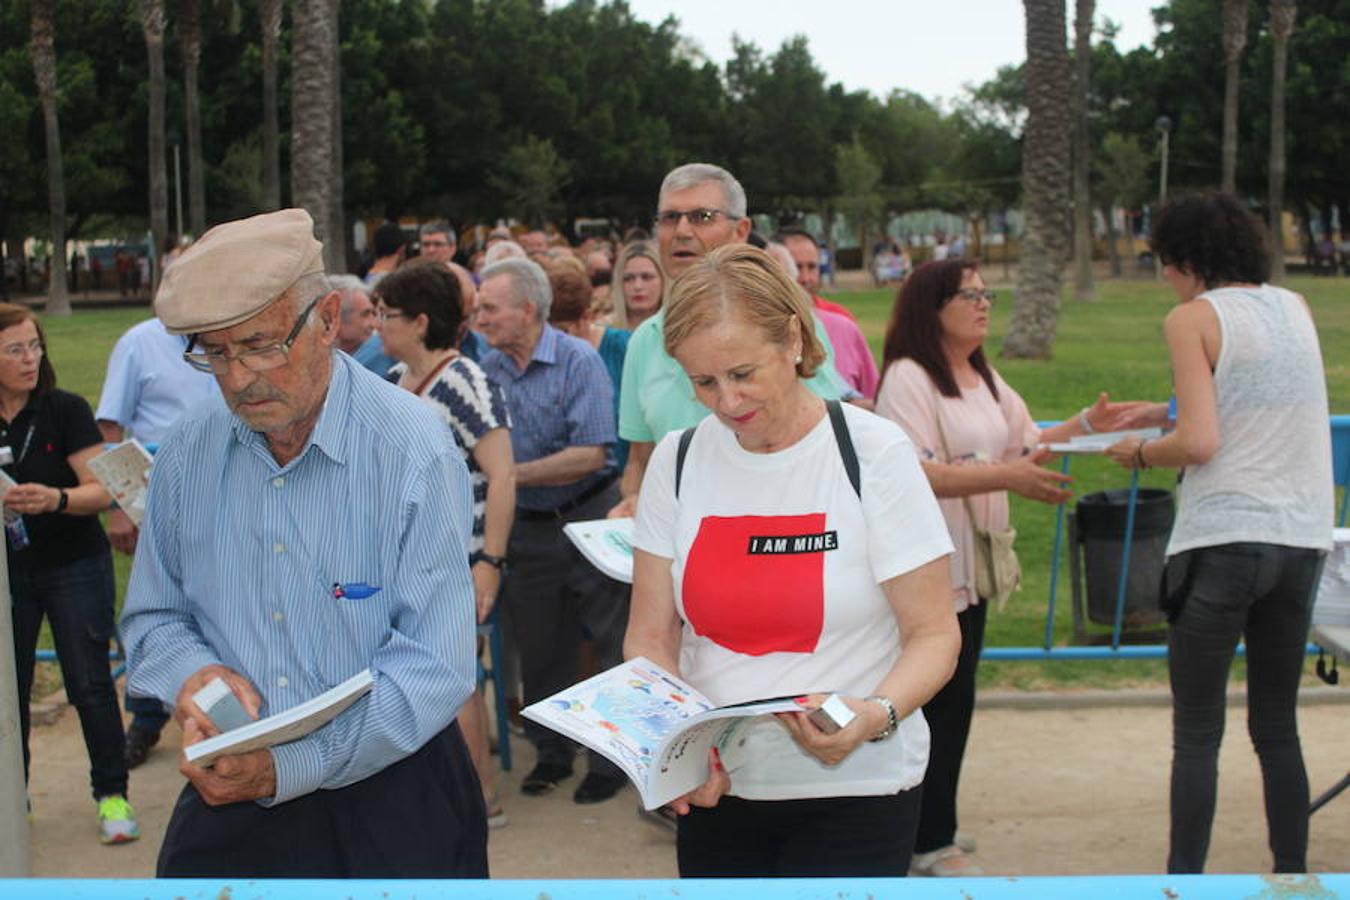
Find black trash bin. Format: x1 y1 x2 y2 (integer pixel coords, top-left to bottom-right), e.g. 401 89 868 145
1075 488 1175 628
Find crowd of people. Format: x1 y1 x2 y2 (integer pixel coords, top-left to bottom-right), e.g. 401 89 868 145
2 163 1331 881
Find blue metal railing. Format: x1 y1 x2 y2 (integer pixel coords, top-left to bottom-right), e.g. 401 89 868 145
0 874 1344 899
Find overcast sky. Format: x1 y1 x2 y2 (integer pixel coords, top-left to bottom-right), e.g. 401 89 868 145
597 1 1162 106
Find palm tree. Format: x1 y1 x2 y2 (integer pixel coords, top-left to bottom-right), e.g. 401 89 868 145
139 0 169 290
1267 0 1296 281
1220 0 1248 193
180 0 206 236
30 0 70 316
260 0 282 210
328 2 347 272
1005 0 1072 358
1071 0 1095 302
290 0 336 257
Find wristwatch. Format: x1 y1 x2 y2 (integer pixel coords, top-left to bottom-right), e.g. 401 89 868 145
476 553 508 571
864 695 898 742
55 489 69 513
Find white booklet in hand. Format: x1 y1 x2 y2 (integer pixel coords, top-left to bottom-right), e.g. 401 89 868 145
523 657 802 810
185 669 374 767
563 516 635 583
87 439 154 526
1044 427 1163 455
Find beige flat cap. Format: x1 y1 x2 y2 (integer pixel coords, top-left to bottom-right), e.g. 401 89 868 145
155 208 325 334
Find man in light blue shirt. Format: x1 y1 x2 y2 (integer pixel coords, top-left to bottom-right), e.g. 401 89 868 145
120 209 487 877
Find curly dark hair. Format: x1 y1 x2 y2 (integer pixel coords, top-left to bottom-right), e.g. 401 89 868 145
370 263 464 351
1151 192 1270 288
878 260 998 401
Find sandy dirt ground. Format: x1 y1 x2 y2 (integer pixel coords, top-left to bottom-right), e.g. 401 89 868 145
20 688 1349 879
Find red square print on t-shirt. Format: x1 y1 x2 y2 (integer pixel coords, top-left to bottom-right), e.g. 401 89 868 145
681 513 830 656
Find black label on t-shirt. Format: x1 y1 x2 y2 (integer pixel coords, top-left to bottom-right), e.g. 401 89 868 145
746 531 839 555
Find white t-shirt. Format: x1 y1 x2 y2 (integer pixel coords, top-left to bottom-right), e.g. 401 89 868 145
632 403 953 800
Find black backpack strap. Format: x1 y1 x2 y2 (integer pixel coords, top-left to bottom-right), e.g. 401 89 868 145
674 426 696 499
826 399 861 500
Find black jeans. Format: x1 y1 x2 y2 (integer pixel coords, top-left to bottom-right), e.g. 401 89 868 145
159 723 488 877
914 598 987 854
677 788 921 877
500 484 630 778
1165 542 1323 874
10 551 128 799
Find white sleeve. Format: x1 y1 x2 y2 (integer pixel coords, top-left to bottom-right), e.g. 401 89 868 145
631 429 682 560
95 330 139 426
862 433 954 584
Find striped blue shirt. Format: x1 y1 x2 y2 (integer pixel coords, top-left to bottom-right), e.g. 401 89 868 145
120 352 476 805
480 325 615 511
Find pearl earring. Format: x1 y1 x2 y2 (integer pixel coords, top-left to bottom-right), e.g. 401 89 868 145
794 354 803 365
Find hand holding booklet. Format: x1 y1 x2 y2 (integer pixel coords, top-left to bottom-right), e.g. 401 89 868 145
1043 427 1163 455
184 669 374 767
524 658 834 810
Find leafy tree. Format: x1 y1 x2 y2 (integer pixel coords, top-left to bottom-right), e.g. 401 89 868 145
490 135 572 228
833 138 883 274
1094 132 1150 275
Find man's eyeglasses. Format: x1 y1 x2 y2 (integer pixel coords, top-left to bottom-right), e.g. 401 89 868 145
950 288 996 306
0 339 43 361
654 208 736 229
183 294 323 374
376 308 408 322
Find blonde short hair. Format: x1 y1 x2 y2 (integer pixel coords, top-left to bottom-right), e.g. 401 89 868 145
663 244 825 379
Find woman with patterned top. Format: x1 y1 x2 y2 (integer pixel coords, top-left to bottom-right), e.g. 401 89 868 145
372 262 515 828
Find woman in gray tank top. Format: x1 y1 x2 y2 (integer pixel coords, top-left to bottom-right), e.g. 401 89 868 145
1106 193 1332 874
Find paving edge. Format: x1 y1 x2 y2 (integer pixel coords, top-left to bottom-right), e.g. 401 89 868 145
978 685 1350 710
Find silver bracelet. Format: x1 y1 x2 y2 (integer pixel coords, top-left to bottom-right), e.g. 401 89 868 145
1078 407 1096 434
865 695 898 742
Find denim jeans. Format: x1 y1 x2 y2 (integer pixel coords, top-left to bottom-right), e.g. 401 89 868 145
10 551 128 799
1165 542 1323 874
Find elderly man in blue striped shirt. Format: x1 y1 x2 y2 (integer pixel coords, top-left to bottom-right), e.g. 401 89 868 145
120 209 488 878
477 257 632 805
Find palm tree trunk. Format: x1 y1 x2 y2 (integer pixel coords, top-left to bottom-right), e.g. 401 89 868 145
327 0 346 272
139 0 169 291
1220 0 1248 194
291 0 335 253
260 0 282 210
1005 0 1072 359
30 0 70 316
1071 0 1095 301
180 0 206 236
1267 0 1295 282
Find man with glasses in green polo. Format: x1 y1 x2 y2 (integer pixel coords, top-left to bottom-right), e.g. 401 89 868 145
609 162 855 519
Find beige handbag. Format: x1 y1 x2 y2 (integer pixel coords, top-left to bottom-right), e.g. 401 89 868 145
934 405 1021 610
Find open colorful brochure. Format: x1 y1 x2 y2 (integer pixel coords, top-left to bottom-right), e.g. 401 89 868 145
185 669 374 767
88 439 154 526
523 657 801 810
563 516 634 583
1043 427 1163 455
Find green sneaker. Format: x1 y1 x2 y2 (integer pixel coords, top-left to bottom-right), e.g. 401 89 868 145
96 795 140 845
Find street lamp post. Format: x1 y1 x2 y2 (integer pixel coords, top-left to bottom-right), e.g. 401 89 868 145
1154 115 1172 279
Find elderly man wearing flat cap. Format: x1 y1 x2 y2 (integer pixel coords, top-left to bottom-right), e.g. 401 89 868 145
119 209 487 878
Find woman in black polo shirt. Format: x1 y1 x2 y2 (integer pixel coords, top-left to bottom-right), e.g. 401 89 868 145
0 303 137 845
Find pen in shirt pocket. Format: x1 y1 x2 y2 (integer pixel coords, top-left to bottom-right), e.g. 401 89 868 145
332 582 381 600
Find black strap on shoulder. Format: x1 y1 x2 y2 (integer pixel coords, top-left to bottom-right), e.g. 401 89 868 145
674 426 696 499
675 402 859 500
826 399 861 500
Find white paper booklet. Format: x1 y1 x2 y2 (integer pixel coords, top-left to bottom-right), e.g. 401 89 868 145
1044 427 1164 455
1314 528 1350 627
185 669 375 767
523 657 801 810
88 440 154 526
563 516 635 583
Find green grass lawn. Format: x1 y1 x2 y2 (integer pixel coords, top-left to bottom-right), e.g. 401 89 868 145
30 274 1350 689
